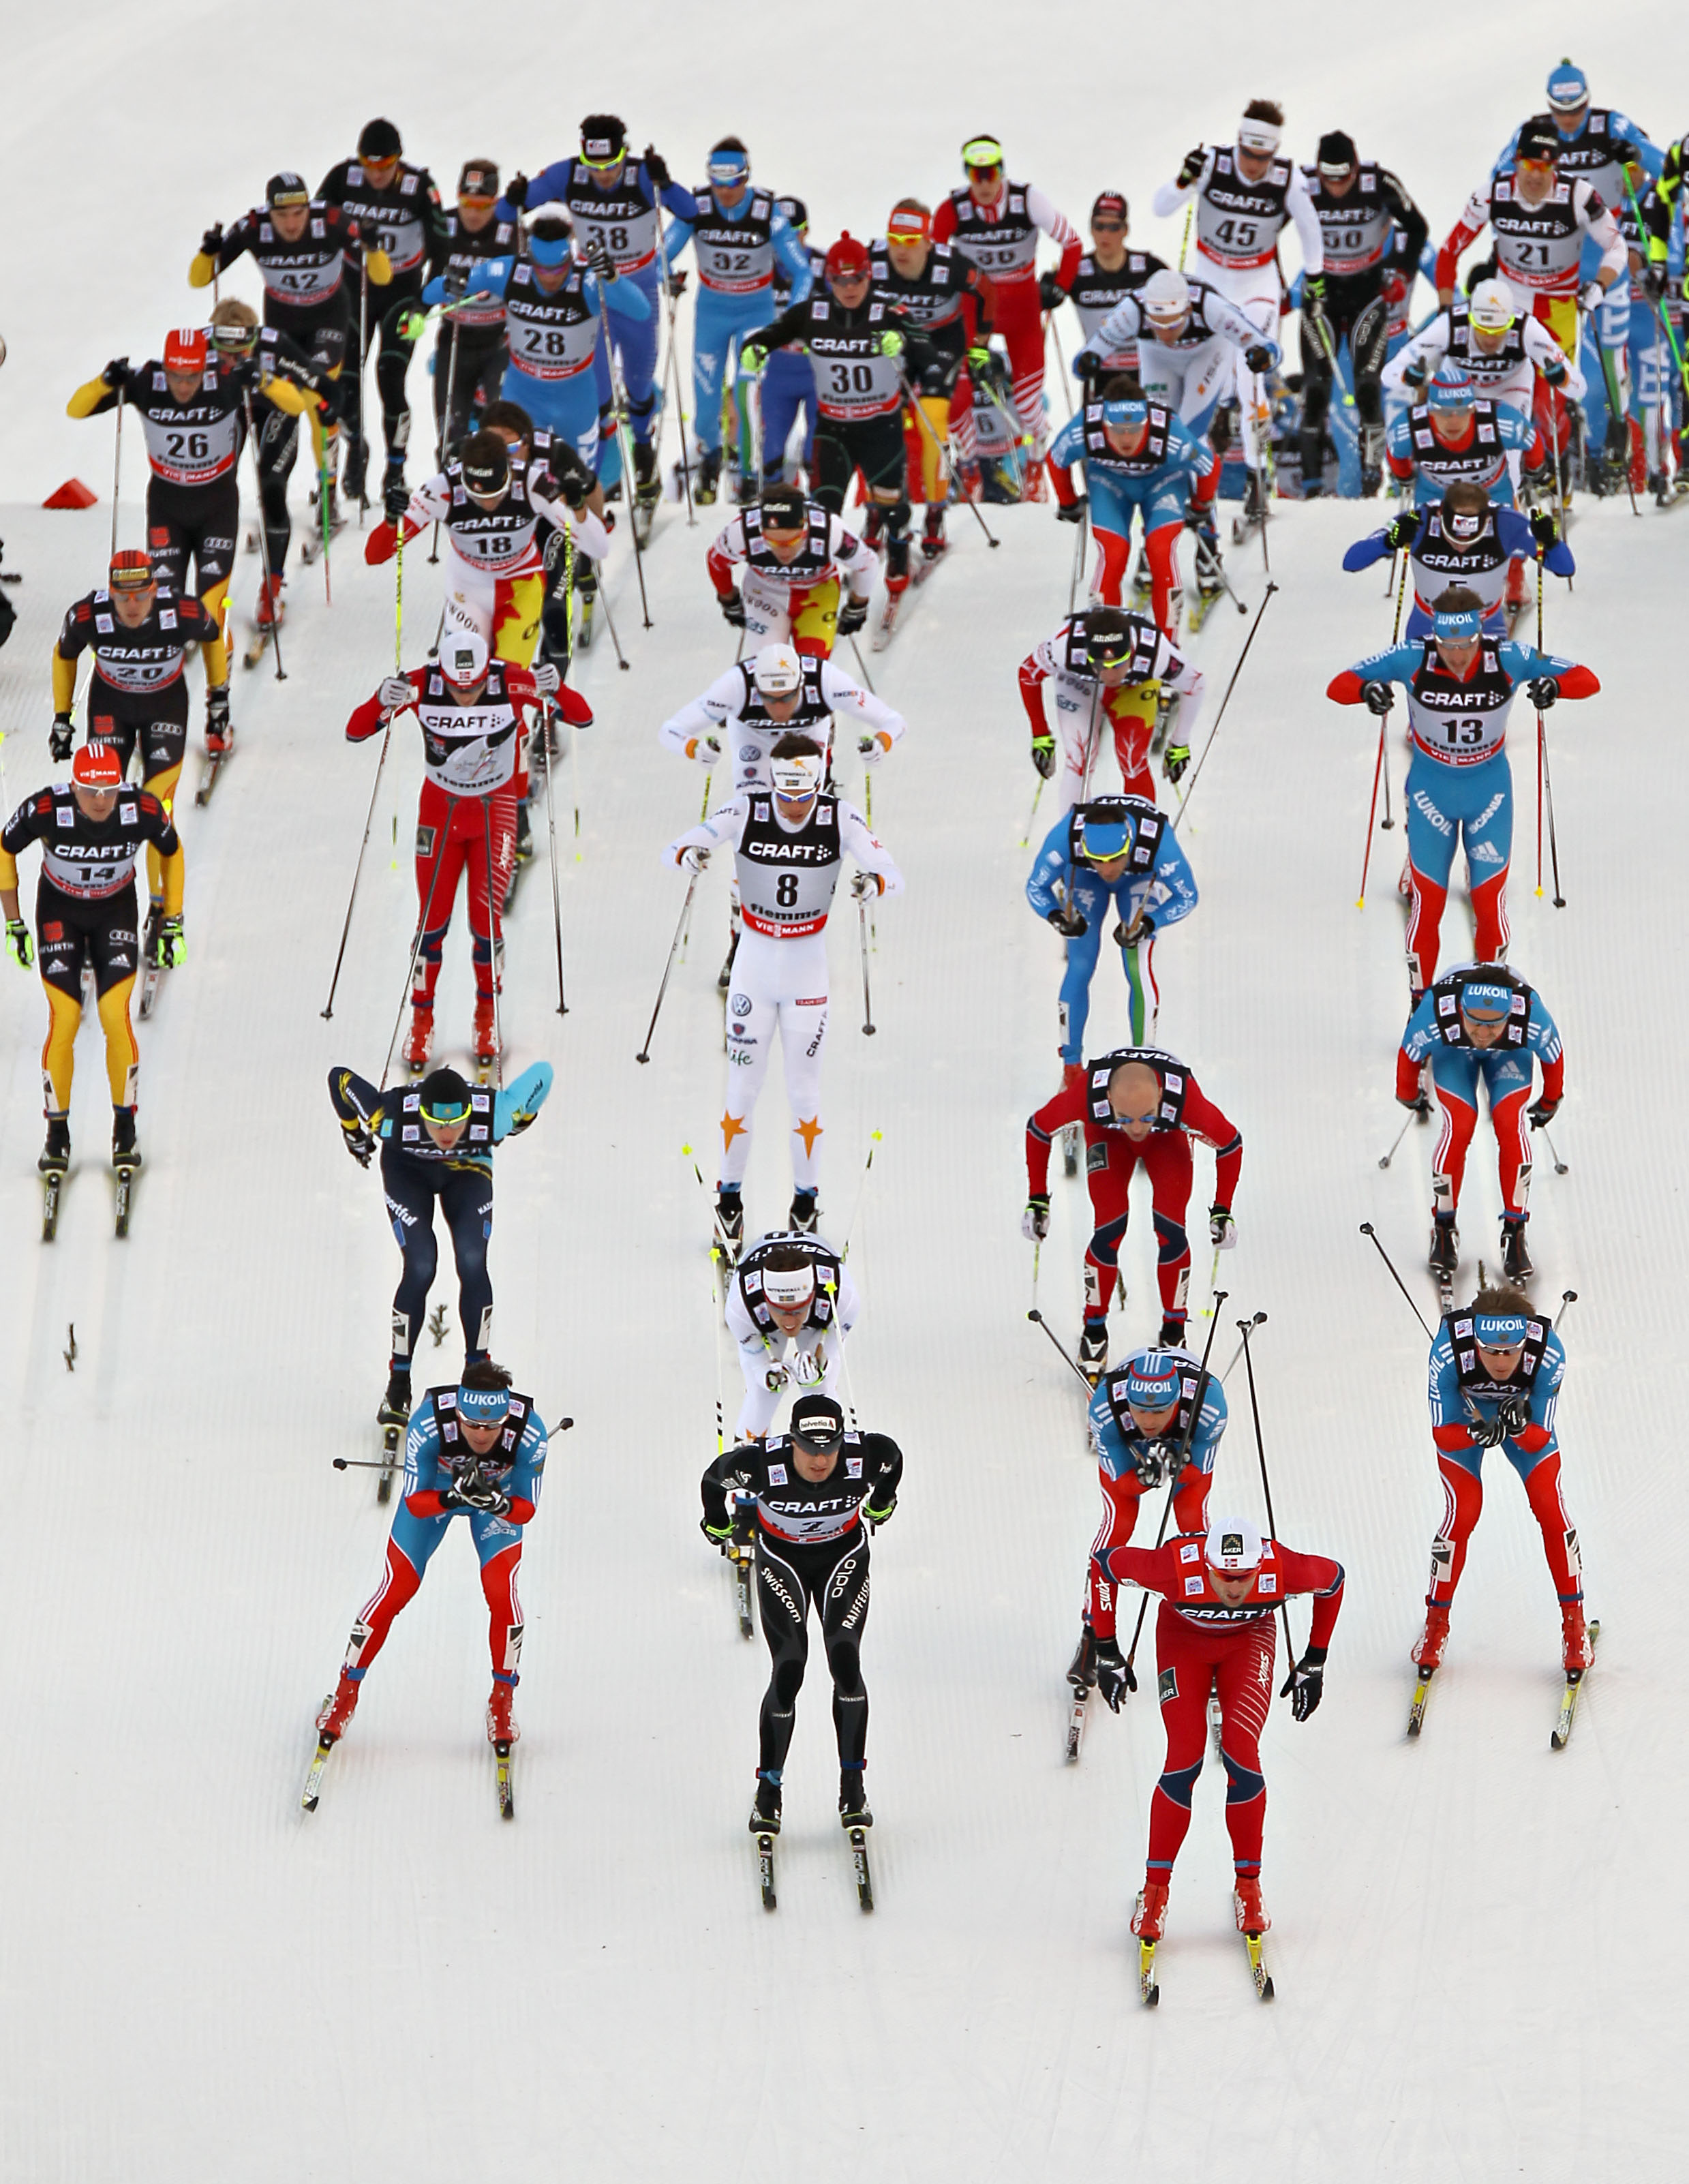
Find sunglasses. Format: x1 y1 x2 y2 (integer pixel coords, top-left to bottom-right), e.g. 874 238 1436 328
1091 218 1125 232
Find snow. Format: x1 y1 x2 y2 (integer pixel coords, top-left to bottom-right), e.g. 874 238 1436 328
0 7 1682 2178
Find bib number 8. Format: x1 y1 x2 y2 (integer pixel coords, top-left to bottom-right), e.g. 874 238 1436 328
775 873 800 906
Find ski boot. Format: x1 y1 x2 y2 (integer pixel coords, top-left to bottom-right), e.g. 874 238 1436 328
341 436 368 506
1157 1316 1187 1350
695 449 723 504
717 924 740 993
1561 1601 1592 1673
205 684 233 757
633 438 660 511
921 505 947 560
1411 1602 1450 1669
513 799 534 866
472 995 500 1071
1078 1320 1108 1385
316 1670 361 1743
750 1773 782 1835
1359 423 1386 498
861 504 886 555
378 1369 412 1429
486 1676 520 1746
1428 1213 1459 1279
1066 1625 1099 1692
111 1105 142 1172
405 1004 433 1074
1131 1881 1170 1942
1500 1215 1534 1281
39 1115 70 1177
1241 468 1268 529
839 1768 872 1829
381 453 406 519
789 1188 819 1237
1232 1877 1270 1935
714 1187 744 1260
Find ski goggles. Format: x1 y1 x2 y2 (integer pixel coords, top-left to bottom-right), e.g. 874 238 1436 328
1078 818 1133 860
1087 637 1136 669
885 206 931 242
1472 1315 1528 1348
528 233 572 267
708 152 750 185
1433 606 1483 640
457 1386 512 1425
1101 396 1148 428
579 139 625 170
962 136 1004 172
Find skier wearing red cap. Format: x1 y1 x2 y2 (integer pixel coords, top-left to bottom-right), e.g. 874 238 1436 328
68 333 244 755
1 741 184 1179
740 239 941 631
1096 1515 1344 1956
344 631 586 1073
931 136 1080 490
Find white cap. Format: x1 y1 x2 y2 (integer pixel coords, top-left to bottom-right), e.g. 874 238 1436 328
440 629 489 687
1236 117 1282 156
761 1259 817 1309
752 643 804 699
770 748 823 798
1142 269 1191 324
1204 1516 1264 1573
524 200 574 229
1468 279 1519 333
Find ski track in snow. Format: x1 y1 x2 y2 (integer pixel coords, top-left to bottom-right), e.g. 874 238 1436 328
0 9 1680 2178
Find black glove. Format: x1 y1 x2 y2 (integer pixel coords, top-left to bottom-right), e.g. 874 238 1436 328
1470 1410 1510 1447
1095 1635 1136 1711
1038 270 1067 312
1031 737 1056 779
1527 676 1558 710
442 264 469 303
836 594 868 637
1641 260 1667 303
50 713 74 761
443 1472 511 1515
1540 353 1568 389
1529 509 1558 549
504 172 529 211
1163 742 1191 783
1280 1646 1327 1722
1244 342 1275 374
585 238 615 283
557 468 588 513
1072 348 1101 380
201 224 224 257
1398 1091 1432 1119
1401 357 1429 392
1498 1391 1532 1437
1055 494 1088 526
1527 1095 1561 1129
1022 1195 1050 1241
343 1125 375 1168
665 267 689 299
1113 913 1153 946
1362 680 1395 716
1133 1438 1172 1489
103 357 130 389
863 1492 897 1530
1048 903 1088 938
718 590 746 628
383 479 410 523
642 145 671 189
1176 146 1206 188
1384 511 1420 551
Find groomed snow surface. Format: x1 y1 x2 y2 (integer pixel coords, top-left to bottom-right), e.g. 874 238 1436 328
1 10 1681 2179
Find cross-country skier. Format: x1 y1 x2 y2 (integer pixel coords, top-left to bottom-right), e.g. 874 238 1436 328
1024 1047 1241 1378
429 160 521 457
705 481 879 658
1018 607 1207 813
701 1393 902 1840
1342 480 1572 639
724 1232 862 1442
660 641 905 793
1385 362 1539 506
1045 190 1166 393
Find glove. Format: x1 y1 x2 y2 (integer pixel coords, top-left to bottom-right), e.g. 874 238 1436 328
1055 494 1088 526
688 733 722 765
1641 260 1667 303
1362 680 1395 716
1038 271 1067 312
863 1493 897 1530
763 1362 789 1393
1031 735 1056 779
836 594 868 637
850 870 883 900
378 675 412 711
1177 146 1206 188
679 846 710 875
1497 1391 1532 1436
1022 1196 1050 1242
1469 1410 1510 1447
530 661 561 696
1133 1438 1172 1489
717 590 746 628
103 357 130 389
1398 1091 1432 1119
1381 269 1407 307
1280 1646 1327 1722
1095 1635 1136 1711
701 1517 735 1551
1302 273 1327 316
1384 511 1420 551
664 266 689 299
877 329 904 359
857 731 892 765
343 1126 376 1169
1113 912 1153 947
1526 676 1558 710
1048 903 1088 938
1208 1202 1236 1250
504 172 529 211
1579 279 1607 316
966 343 992 373
642 145 671 189
557 469 588 512
151 913 185 969
442 264 470 304
200 224 224 256
585 238 615 283
5 917 33 969
383 479 410 523
444 1475 511 1515
1540 348 1570 389
1529 509 1559 549
1244 342 1276 374
50 713 74 761
1401 357 1429 392
395 306 428 343
1527 1095 1561 1129
1163 742 1191 784
791 1347 826 1388
740 343 767 375
1073 348 1101 380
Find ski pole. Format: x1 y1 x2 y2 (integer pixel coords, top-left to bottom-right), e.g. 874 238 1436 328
320 715 395 1018
430 316 461 565
898 373 999 547
546 532 573 1016
658 260 696 526
1190 526 1248 616
1067 495 1086 616
635 868 700 1063
1378 1104 1422 1168
847 635 877 693
242 391 286 682
1123 1295 1230 1684
595 564 630 671
1235 1314 1297 1678
1554 1288 1577 1332
857 893 875 1035
1377 548 1405 838
337 1423 575 1469
1076 678 1104 804
1534 550 1565 907
110 397 123 559
1538 1121 1568 1175
1018 772 1045 851
1357 717 1387 908
480 795 504 1086
1358 1221 1433 1337
1219 1309 1267 1384
354 260 370 519
1171 581 1279 832
380 791 457 1089
596 292 652 629
1026 1308 1095 1394
838 1129 883 1256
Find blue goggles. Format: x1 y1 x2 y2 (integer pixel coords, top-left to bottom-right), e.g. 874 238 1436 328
1472 1314 1528 1348
1101 397 1148 428
457 1386 512 1425
1433 608 1482 641
709 154 750 185
1079 819 1133 860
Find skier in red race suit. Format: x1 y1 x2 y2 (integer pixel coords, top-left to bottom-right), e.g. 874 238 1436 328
1095 1515 1345 1941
